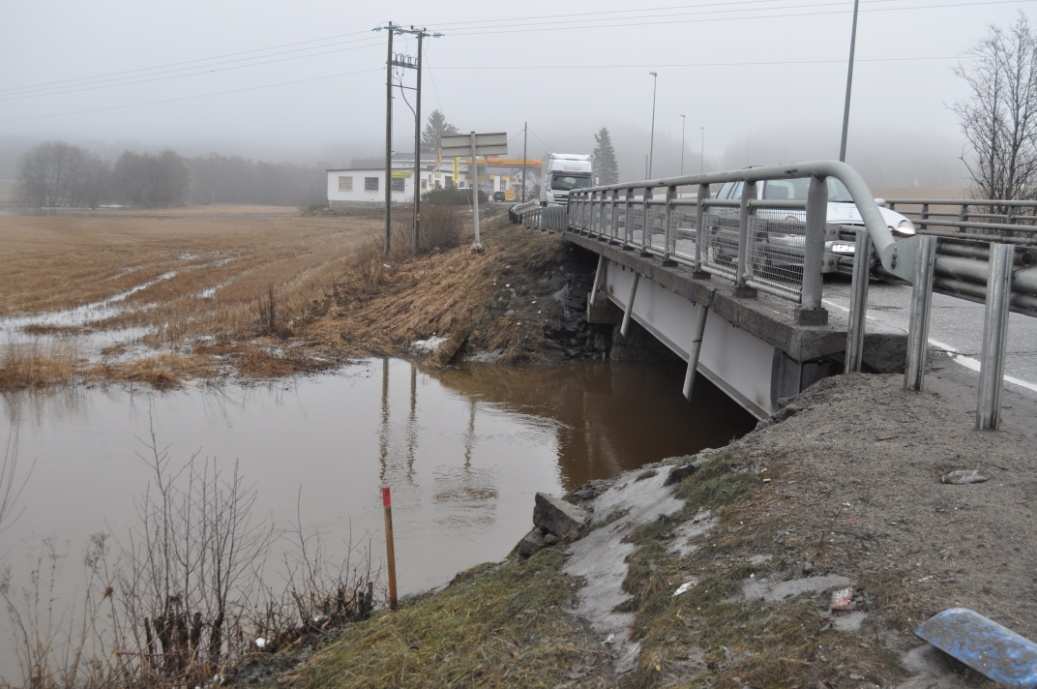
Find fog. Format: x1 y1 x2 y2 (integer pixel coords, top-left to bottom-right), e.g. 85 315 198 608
3 0 1029 191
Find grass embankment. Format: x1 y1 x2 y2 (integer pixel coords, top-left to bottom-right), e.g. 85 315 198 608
284 550 613 689
308 220 570 366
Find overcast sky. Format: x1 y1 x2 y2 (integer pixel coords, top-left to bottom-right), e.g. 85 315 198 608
2 0 1032 186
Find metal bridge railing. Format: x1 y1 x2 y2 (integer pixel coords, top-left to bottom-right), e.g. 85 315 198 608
514 171 1037 431
519 161 912 326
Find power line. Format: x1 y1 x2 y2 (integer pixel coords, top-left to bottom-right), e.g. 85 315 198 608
445 0 1037 36
0 39 383 101
428 54 971 71
0 29 374 97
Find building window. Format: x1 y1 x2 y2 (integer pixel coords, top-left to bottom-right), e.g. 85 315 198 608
338 176 353 192
390 177 405 192
364 177 379 191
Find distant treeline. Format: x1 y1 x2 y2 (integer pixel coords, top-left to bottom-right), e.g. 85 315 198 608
15 141 325 209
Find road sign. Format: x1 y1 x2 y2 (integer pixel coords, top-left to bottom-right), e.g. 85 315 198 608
441 131 508 157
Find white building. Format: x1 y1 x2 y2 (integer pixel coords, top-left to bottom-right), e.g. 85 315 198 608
326 157 541 208
326 167 434 208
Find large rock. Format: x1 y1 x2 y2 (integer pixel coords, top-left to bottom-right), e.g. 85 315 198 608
533 492 591 541
515 528 548 559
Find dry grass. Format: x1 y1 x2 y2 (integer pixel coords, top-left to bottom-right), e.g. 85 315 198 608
310 216 565 366
0 205 378 342
0 342 78 389
289 549 613 689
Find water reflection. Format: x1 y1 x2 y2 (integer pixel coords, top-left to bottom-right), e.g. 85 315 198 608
0 358 752 676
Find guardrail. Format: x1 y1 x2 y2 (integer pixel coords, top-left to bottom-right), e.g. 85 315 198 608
514 172 1037 431
886 198 1037 240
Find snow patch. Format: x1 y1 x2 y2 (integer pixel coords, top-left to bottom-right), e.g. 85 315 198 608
412 336 448 354
564 469 683 674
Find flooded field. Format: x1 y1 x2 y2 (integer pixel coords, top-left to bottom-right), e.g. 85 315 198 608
0 358 753 678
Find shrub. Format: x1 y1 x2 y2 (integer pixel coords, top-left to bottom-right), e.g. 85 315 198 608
422 188 487 206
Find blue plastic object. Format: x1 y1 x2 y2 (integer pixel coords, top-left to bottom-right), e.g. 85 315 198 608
916 608 1037 688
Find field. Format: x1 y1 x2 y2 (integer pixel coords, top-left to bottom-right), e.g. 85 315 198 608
0 205 382 387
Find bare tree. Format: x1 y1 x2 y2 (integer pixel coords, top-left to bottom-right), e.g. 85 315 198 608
16 142 110 209
954 14 1037 201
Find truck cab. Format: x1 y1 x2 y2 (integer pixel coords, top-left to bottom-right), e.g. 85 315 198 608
541 153 593 206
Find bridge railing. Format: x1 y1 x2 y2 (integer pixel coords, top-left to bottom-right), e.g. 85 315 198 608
520 161 911 326
514 170 1037 431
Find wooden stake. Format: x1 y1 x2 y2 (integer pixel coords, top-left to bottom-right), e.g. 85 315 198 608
382 485 398 610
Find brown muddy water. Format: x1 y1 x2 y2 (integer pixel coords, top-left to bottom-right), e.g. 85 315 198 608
0 358 753 677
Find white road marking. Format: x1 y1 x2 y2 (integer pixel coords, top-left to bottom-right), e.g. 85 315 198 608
823 298 1037 395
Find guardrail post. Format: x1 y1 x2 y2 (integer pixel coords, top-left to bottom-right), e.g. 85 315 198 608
798 175 829 325
609 190 618 243
920 202 930 231
905 235 938 391
693 183 711 279
735 181 758 298
641 187 653 256
960 203 969 225
663 185 677 266
976 242 1014 430
845 229 872 373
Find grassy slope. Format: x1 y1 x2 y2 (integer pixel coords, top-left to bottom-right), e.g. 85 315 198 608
287 550 614 689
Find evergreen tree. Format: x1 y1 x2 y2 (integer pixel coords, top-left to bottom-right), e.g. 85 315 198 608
592 128 619 185
422 110 459 156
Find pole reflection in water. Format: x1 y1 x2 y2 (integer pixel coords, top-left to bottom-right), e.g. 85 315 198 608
0 358 753 676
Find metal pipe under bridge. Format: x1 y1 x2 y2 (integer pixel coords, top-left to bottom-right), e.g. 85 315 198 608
513 161 1035 429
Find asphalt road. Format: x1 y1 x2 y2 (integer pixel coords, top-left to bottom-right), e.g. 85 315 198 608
823 278 1037 393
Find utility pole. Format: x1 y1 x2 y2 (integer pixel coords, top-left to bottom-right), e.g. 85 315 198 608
839 0 860 162
375 23 441 257
377 22 395 257
680 114 687 176
648 71 658 178
412 30 424 255
521 121 528 202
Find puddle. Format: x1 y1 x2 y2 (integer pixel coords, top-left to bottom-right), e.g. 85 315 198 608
0 357 754 676
741 574 852 603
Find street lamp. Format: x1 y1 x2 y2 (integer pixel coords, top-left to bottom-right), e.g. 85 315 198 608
839 0 860 162
680 114 687 176
648 71 658 178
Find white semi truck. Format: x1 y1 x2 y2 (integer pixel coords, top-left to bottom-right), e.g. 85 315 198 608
540 153 593 206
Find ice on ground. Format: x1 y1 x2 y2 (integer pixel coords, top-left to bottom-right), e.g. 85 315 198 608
412 336 448 354
565 469 683 674
741 574 851 603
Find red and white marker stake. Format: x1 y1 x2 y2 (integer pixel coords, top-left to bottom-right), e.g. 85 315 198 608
381 485 398 611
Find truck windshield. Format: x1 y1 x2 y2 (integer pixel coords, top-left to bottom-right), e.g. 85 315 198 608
551 173 592 191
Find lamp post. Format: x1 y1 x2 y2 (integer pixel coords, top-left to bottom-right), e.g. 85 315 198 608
839 0 860 162
680 114 687 176
648 71 658 178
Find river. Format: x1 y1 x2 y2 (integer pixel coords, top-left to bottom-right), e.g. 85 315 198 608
0 358 753 679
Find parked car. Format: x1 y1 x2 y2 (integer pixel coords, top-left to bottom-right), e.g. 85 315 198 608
492 191 506 202
708 178 915 278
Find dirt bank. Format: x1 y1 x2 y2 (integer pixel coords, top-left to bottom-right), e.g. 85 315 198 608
233 368 1037 689
305 220 610 367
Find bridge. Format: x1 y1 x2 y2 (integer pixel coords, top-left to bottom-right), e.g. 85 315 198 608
514 162 1036 428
